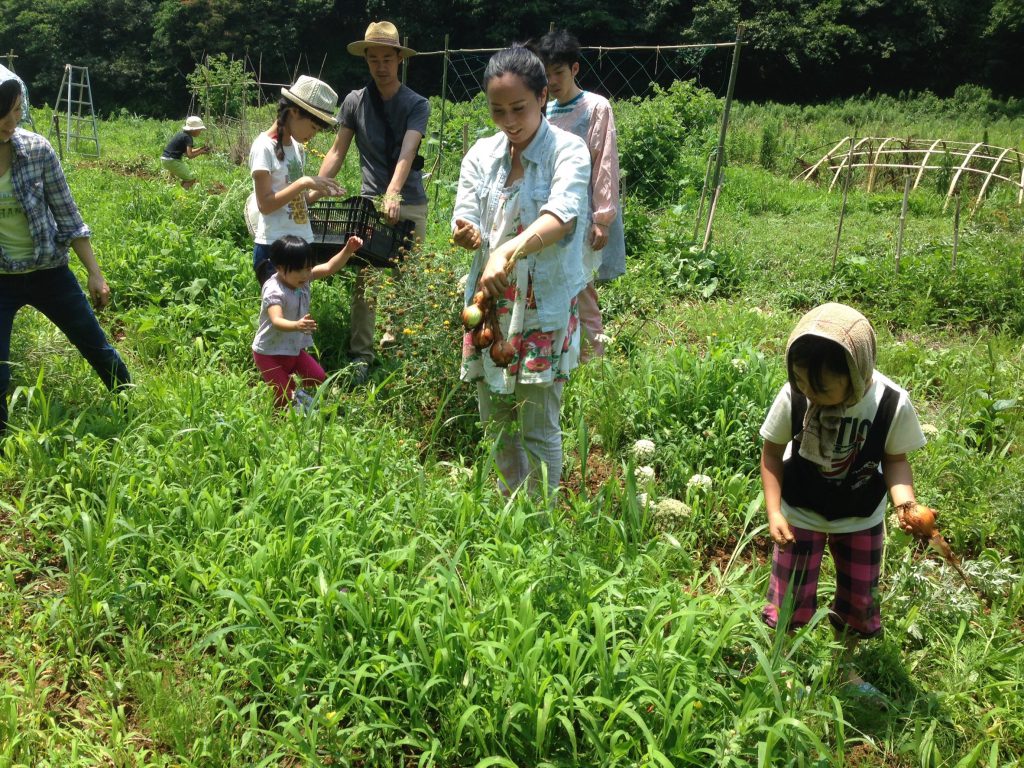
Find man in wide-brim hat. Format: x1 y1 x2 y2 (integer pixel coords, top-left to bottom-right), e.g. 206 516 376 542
319 21 430 383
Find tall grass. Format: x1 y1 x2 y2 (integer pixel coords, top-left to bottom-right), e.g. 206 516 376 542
0 90 1022 765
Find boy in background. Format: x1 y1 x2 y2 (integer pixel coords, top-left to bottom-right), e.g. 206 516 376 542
532 30 625 362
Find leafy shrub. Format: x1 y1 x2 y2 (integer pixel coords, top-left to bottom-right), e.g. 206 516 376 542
186 54 256 120
357 242 482 459
647 206 743 300
616 80 720 206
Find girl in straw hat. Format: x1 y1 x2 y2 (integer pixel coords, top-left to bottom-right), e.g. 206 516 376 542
249 75 345 286
160 115 211 190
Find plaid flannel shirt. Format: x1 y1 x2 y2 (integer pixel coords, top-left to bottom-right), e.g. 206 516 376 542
1 128 90 273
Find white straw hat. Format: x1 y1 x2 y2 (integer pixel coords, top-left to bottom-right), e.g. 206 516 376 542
281 76 340 127
183 115 206 131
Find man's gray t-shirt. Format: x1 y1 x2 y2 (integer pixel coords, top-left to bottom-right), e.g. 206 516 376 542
338 84 430 205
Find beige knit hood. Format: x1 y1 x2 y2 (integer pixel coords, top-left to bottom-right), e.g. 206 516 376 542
786 302 876 466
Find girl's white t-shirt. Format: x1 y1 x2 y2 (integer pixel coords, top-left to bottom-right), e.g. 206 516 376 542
248 132 312 245
760 371 927 533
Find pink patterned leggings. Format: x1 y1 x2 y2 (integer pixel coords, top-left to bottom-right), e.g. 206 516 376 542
762 522 884 638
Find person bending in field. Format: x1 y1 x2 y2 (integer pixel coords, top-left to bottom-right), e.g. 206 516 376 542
530 30 625 363
760 302 927 700
252 234 362 410
160 116 212 189
0 75 130 436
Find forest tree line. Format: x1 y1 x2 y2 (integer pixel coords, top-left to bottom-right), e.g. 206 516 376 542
1 0 1021 117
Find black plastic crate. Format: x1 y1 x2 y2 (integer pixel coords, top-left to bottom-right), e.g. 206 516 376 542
308 196 414 268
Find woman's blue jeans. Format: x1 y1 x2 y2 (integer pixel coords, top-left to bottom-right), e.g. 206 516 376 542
0 265 130 433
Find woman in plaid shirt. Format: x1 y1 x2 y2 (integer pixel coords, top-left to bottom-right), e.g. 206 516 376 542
0 76 129 435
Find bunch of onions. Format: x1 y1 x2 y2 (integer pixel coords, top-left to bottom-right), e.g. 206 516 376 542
459 242 534 369
461 289 516 368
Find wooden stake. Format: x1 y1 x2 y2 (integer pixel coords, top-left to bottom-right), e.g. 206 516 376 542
703 27 743 248
952 194 960 271
831 139 854 275
694 149 715 240
431 35 451 222
701 183 722 251
51 113 64 162
895 176 911 274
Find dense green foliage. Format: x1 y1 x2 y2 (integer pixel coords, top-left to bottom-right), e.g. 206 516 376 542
1 0 1022 117
0 86 1023 765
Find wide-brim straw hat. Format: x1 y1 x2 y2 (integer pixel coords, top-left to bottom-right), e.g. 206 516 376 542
183 115 206 131
281 75 340 127
347 21 416 57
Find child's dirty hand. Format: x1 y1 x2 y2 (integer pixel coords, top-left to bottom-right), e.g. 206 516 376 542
296 314 317 332
768 510 795 548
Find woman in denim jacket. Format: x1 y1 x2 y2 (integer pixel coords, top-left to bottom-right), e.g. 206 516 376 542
452 46 590 496
0 77 129 435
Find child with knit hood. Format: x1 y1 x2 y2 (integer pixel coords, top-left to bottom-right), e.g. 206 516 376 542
759 302 927 698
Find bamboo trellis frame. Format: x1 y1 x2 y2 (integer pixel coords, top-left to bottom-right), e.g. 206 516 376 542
797 137 1024 214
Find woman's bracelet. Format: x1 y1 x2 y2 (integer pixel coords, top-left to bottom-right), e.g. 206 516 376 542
528 232 546 252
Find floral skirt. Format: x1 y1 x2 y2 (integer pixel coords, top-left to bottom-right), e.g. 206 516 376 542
460 262 579 395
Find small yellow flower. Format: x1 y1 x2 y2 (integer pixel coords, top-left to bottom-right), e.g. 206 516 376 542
403 328 414 335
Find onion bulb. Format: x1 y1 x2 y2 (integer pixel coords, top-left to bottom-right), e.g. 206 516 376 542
461 304 484 330
472 325 494 350
901 503 937 539
489 339 516 367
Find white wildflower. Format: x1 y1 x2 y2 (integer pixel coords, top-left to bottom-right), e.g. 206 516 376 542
687 473 713 492
637 492 650 509
730 357 748 373
631 439 656 462
653 498 692 533
634 465 656 484
921 423 940 437
457 273 469 291
594 332 614 346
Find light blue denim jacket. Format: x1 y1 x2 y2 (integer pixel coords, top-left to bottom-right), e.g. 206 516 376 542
452 118 590 332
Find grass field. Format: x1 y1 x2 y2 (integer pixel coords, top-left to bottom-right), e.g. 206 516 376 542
0 90 1022 766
